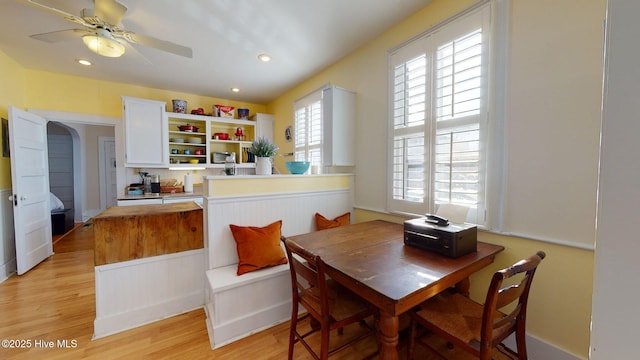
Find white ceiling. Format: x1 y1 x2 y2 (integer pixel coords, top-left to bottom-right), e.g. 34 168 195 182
0 0 431 104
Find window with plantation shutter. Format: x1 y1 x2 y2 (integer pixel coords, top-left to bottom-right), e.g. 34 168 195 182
294 90 323 166
387 4 490 225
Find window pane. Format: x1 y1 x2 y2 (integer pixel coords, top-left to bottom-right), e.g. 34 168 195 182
388 4 489 224
309 102 322 146
434 125 480 206
392 136 425 202
436 29 482 122
294 96 323 164
394 54 427 129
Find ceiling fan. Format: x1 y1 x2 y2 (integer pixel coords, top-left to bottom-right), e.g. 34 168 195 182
22 0 192 59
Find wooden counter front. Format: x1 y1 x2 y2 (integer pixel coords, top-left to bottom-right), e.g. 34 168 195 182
93 202 203 265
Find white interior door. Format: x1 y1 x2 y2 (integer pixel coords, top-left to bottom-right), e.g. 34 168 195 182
8 107 53 275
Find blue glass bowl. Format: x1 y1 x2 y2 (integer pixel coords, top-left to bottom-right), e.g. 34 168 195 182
285 161 311 174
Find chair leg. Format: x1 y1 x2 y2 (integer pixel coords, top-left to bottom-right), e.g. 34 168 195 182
288 303 298 360
407 318 416 360
320 323 330 360
515 328 528 359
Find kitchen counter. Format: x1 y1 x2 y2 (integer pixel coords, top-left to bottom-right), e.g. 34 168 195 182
202 173 353 197
93 202 203 265
117 186 203 201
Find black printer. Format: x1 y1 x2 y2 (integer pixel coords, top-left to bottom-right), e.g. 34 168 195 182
403 216 477 258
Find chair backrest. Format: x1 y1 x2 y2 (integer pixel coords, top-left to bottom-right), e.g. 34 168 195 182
482 251 546 347
284 237 330 321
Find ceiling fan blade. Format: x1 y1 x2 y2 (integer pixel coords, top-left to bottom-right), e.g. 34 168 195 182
121 41 153 65
19 0 89 27
30 29 91 43
122 32 193 58
94 0 127 26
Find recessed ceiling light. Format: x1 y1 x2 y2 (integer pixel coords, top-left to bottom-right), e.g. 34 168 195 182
231 87 240 93
77 59 92 66
258 53 271 62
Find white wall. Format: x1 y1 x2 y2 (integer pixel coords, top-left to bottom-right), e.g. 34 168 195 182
591 0 640 357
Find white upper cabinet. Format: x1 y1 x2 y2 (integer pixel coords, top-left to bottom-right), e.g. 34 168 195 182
251 113 275 143
322 86 355 167
122 96 169 167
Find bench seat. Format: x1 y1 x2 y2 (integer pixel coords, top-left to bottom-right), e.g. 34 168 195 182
205 263 292 348
202 185 354 349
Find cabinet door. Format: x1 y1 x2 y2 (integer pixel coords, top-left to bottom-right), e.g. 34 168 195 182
123 96 168 167
253 113 274 143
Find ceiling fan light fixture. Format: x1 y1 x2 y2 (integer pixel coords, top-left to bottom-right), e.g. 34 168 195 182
82 30 125 58
257 53 271 62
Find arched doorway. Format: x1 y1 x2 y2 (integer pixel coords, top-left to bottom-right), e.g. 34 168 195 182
47 122 74 213
46 120 116 227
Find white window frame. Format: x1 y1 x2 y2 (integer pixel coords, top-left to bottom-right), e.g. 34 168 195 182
386 2 498 226
293 88 324 166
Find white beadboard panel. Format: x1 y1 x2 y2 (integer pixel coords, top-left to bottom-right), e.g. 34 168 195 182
208 265 291 327
205 189 353 269
205 265 293 348
202 188 352 348
93 249 205 338
0 189 17 282
209 266 292 348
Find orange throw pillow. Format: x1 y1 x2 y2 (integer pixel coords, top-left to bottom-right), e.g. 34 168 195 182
229 220 287 275
315 212 351 230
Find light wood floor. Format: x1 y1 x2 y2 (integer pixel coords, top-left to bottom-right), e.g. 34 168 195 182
0 223 513 359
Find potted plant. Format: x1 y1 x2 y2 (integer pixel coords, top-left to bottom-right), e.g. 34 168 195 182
249 137 278 175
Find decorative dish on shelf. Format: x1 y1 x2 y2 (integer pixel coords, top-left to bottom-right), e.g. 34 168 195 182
177 124 199 132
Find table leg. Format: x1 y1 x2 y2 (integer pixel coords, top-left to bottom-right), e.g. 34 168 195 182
455 277 471 297
377 312 399 360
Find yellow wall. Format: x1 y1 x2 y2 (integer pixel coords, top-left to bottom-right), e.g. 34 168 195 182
204 174 351 197
24 69 267 119
266 0 602 358
0 66 267 190
0 51 27 189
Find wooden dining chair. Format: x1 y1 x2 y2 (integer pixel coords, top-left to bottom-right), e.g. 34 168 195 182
407 251 546 360
283 237 378 360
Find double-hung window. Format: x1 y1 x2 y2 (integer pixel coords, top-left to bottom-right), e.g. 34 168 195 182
388 4 491 225
294 89 323 166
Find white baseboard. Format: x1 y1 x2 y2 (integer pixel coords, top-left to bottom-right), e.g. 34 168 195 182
0 260 16 283
503 332 585 360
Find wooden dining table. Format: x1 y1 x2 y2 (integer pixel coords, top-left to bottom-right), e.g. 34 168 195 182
286 219 504 360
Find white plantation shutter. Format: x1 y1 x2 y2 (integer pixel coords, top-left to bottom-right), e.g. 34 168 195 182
294 90 323 166
388 4 489 224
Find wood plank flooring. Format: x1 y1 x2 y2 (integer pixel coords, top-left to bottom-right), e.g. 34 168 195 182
0 223 512 359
